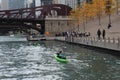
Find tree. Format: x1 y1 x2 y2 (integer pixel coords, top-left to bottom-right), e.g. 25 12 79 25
69 0 116 30
70 0 106 25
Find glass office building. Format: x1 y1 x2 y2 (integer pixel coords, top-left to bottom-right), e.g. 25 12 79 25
9 0 26 9
1 0 9 10
41 0 53 5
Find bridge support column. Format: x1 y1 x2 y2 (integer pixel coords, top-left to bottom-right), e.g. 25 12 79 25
40 20 45 34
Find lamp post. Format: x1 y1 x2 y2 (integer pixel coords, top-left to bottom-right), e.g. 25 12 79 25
98 0 101 25
116 0 119 15
106 0 112 28
77 0 81 32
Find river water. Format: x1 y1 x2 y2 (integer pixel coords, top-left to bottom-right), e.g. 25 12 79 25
0 36 120 80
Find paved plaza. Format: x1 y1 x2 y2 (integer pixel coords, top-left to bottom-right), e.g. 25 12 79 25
78 14 120 39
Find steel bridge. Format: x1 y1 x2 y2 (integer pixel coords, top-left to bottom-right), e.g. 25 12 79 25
0 4 72 34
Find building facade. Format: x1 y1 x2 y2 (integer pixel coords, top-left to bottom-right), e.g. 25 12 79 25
53 0 82 9
1 0 9 10
45 17 75 36
53 0 65 4
35 0 41 7
9 0 25 9
53 0 59 4
28 0 35 7
41 0 53 5
1 0 26 10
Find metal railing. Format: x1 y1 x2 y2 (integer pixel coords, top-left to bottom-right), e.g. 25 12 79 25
65 36 120 51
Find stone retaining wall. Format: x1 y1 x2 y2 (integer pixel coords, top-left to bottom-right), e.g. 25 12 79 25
55 36 120 52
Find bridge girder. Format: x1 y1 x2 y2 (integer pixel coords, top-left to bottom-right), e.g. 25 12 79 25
0 4 72 19
0 4 72 34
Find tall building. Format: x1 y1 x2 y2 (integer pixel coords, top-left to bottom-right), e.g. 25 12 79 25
52 0 65 4
65 0 77 9
9 0 25 9
53 0 59 4
1 0 26 10
78 0 82 5
35 0 41 7
1 0 9 10
41 0 53 5
0 3 1 10
29 0 35 7
27 0 40 7
53 0 78 9
86 0 92 3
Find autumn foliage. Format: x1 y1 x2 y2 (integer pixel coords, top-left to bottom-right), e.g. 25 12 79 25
70 0 115 25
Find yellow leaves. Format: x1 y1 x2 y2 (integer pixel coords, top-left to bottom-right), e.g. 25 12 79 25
92 0 106 15
69 0 115 25
105 0 115 15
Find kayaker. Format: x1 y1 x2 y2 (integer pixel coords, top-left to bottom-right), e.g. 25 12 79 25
56 50 62 56
56 50 66 59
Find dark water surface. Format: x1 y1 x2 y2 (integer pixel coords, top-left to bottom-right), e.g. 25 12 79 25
0 40 120 80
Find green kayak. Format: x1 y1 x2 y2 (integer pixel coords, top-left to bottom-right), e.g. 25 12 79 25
54 54 68 63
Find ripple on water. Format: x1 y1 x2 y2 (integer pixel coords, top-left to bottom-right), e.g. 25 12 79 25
0 41 120 80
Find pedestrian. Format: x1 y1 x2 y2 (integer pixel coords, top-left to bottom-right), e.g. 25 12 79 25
108 23 112 29
97 29 101 40
56 50 66 59
102 29 106 39
56 50 62 57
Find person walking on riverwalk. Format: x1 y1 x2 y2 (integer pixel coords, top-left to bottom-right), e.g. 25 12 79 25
97 29 101 40
102 29 106 39
108 23 112 29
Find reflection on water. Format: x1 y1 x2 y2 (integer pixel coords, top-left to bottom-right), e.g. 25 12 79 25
0 36 27 42
0 40 120 80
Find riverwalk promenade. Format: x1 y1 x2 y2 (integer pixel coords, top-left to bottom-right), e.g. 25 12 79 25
78 14 120 38
55 36 120 51
28 13 120 55
52 14 120 54
28 36 120 53
55 36 120 55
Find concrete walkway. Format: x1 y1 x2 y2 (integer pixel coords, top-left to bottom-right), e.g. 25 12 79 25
55 36 120 53
76 14 120 38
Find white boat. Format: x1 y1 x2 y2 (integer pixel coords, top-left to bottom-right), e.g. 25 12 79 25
10 34 14 37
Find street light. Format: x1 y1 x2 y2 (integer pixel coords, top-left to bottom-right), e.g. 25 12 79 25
116 0 119 15
98 0 101 25
106 0 112 29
